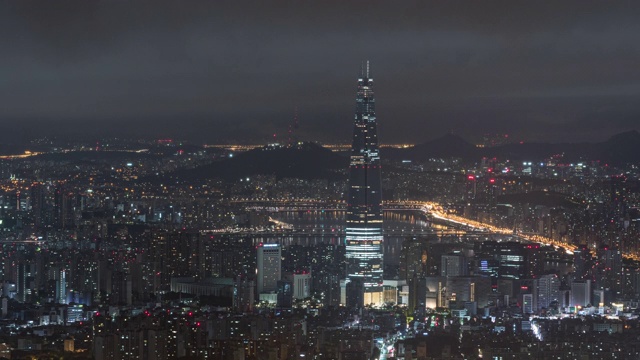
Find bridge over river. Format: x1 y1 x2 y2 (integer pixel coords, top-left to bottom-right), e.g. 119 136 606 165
221 199 591 258
206 200 511 241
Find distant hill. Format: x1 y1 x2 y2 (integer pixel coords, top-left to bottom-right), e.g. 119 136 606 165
29 150 159 162
174 142 348 181
497 191 580 208
0 144 33 156
409 133 478 160
391 130 640 164
597 130 640 164
488 130 640 164
149 143 210 156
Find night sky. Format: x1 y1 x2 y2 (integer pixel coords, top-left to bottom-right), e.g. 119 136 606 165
2 1 640 144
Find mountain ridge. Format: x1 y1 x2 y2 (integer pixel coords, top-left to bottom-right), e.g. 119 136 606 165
172 142 347 181
397 130 640 164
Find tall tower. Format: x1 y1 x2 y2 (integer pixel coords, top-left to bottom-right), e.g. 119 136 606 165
345 61 384 306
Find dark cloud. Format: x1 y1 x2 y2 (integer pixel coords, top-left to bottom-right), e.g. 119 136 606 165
1 1 640 144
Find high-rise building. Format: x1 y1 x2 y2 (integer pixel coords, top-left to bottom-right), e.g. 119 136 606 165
17 263 34 303
399 238 428 280
56 269 67 304
573 246 593 280
276 280 293 308
535 274 560 311
284 271 311 299
256 243 281 295
476 241 526 279
595 245 623 300
522 293 534 314
233 276 254 313
441 254 468 277
446 276 492 308
345 61 384 306
570 279 592 308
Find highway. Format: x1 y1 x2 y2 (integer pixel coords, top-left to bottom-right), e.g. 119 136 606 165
230 199 619 259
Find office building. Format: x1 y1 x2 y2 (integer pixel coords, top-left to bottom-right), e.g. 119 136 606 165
257 243 281 295
441 254 468 277
570 280 592 308
535 274 560 311
284 271 311 299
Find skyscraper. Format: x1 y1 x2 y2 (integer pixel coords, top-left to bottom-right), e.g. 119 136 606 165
257 243 281 295
535 274 560 312
56 269 67 304
345 61 384 306
570 279 592 308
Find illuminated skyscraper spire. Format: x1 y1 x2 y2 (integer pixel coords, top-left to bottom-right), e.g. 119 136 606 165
345 61 384 306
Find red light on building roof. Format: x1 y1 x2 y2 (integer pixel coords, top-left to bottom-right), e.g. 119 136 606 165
467 175 475 180
489 179 495 183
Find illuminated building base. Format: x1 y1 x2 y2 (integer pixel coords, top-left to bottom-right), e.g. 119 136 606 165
340 279 384 307
364 291 384 307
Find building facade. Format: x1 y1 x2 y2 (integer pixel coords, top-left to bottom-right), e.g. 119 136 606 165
441 254 468 277
535 274 560 311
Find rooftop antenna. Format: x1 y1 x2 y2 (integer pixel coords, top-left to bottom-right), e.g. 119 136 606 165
288 107 299 146
366 60 370 78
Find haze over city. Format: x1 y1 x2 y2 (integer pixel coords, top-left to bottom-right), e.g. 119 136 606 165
2 1 640 143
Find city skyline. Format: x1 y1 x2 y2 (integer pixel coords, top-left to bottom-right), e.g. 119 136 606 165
0 59 640 358
3 2 640 358
2 2 640 144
